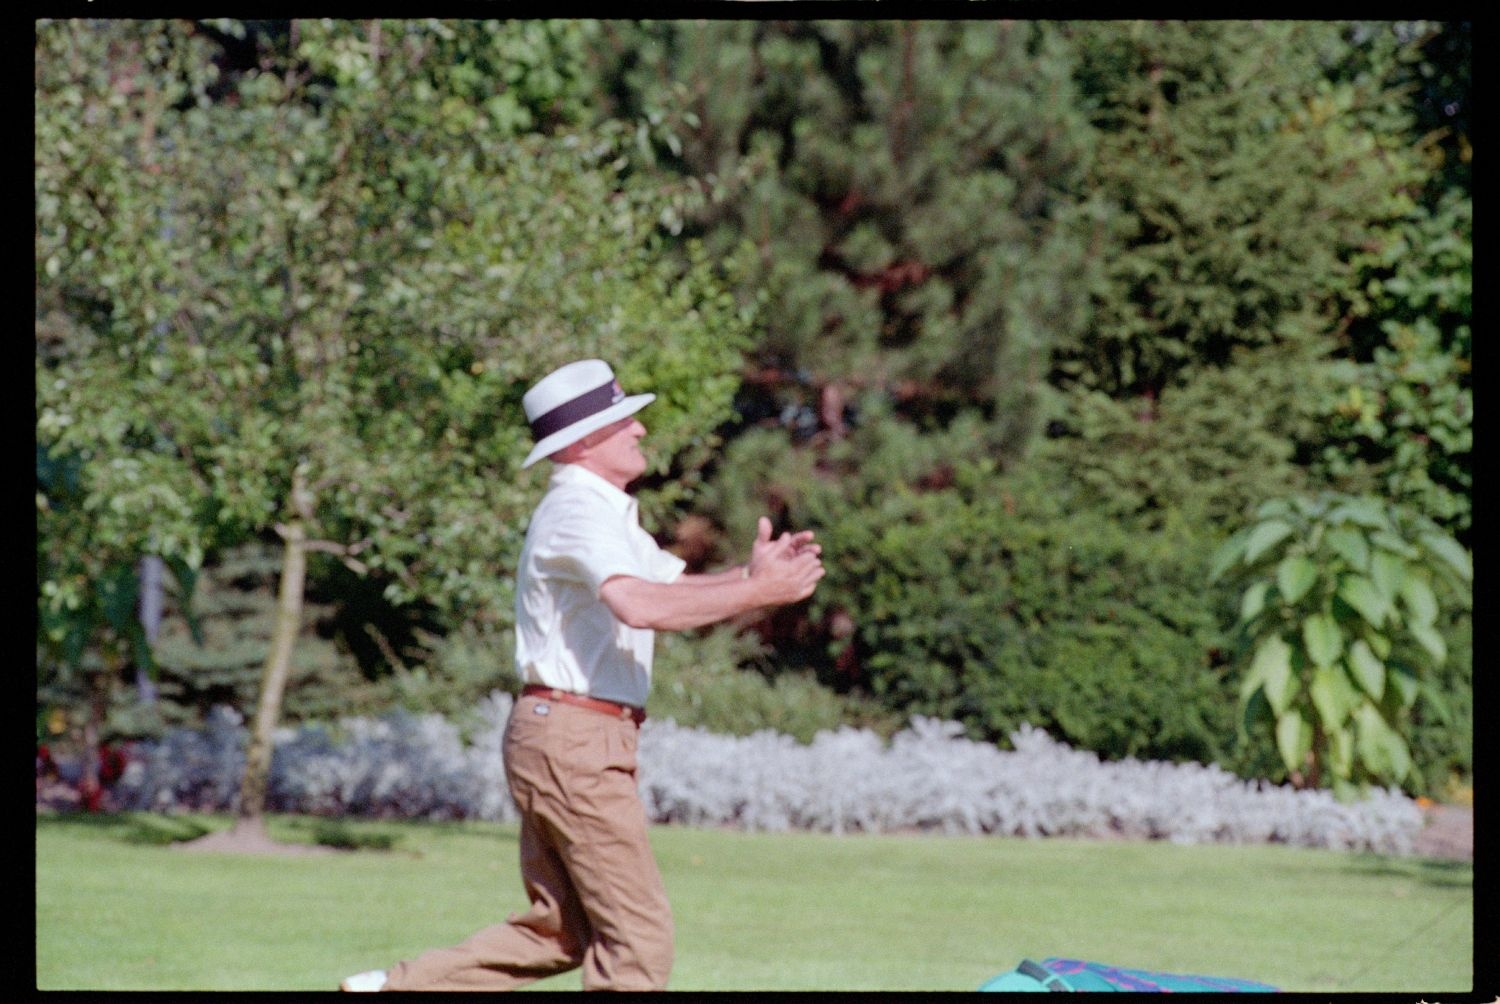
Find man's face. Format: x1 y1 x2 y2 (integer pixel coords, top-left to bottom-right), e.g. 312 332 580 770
569 416 648 488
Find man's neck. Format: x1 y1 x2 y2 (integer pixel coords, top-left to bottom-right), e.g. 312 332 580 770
559 460 634 494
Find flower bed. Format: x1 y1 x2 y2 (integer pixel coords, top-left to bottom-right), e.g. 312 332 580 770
112 692 1423 854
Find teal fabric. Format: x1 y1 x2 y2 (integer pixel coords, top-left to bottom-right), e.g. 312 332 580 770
976 962 1073 992
979 957 1278 992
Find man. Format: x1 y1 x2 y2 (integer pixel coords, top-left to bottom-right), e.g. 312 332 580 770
342 359 824 992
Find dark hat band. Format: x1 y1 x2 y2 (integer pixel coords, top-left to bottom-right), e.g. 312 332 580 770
529 380 624 441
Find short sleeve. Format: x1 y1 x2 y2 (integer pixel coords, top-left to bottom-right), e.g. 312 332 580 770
649 545 687 584
533 495 669 597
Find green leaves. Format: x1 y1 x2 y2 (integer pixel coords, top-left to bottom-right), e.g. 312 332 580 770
1276 709 1313 775
1058 19 1436 405
1215 491 1467 793
1249 635 1295 714
596 20 1092 414
1407 622 1448 664
1327 727 1355 782
1398 575 1438 626
1208 530 1249 583
1244 520 1294 564
1321 188 1472 543
1336 575 1388 628
1355 704 1412 783
1239 581 1270 625
1301 613 1342 668
1345 640 1386 700
38 22 755 633
1323 525 1370 571
1309 662 1359 730
1420 532 1472 583
1275 554 1317 604
35 18 758 761
1369 549 1408 601
1325 498 1391 532
1398 575 1447 662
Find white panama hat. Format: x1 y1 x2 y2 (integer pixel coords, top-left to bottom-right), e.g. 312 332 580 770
521 359 655 468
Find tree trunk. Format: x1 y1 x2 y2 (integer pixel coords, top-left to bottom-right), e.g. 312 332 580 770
1305 731 1324 791
80 671 108 812
231 517 308 839
135 555 163 704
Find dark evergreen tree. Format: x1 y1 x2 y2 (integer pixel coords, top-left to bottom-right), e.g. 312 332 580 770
590 20 1097 467
131 542 363 733
1052 21 1425 398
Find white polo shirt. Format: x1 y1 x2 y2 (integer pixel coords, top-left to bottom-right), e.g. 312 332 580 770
513 463 686 707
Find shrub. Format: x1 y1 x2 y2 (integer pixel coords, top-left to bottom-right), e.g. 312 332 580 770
796 450 1251 770
695 348 1470 796
119 697 517 824
359 622 521 722
114 699 1425 855
1408 609 1471 794
1211 493 1472 798
650 626 900 743
348 619 897 745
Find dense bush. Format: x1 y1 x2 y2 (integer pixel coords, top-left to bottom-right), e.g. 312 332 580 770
808 455 1248 770
1038 345 1334 527
349 620 899 744
697 339 1470 795
113 543 376 736
101 593 896 750
1390 608 1471 795
356 621 520 722
649 626 901 743
1211 492 1472 797
701 399 1263 772
113 697 1424 855
119 699 516 823
1318 187 1473 545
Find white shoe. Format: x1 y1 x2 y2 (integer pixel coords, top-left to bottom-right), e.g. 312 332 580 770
340 969 388 992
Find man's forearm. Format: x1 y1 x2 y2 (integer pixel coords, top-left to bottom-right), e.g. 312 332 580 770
601 520 824 632
600 573 773 632
680 566 749 586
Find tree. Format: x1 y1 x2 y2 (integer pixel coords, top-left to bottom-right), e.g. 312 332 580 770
36 19 219 810
589 19 1097 460
132 541 372 732
1306 21 1472 546
37 442 203 810
1051 21 1430 399
37 19 754 843
1209 493 1470 797
669 22 1471 793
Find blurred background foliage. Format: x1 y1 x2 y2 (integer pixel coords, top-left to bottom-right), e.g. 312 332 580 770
37 19 1469 798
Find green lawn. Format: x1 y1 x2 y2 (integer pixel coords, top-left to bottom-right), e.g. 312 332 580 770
34 812 1473 993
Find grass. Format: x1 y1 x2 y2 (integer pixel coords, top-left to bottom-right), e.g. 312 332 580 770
34 811 1473 993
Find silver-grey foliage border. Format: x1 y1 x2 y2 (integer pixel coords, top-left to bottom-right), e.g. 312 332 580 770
114 692 1423 854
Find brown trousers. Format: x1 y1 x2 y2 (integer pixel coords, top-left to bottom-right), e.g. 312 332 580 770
382 694 674 991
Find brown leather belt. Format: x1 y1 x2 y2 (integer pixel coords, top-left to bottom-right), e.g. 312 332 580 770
521 684 646 725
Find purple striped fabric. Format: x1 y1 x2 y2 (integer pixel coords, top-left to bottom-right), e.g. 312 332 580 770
1043 957 1279 992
